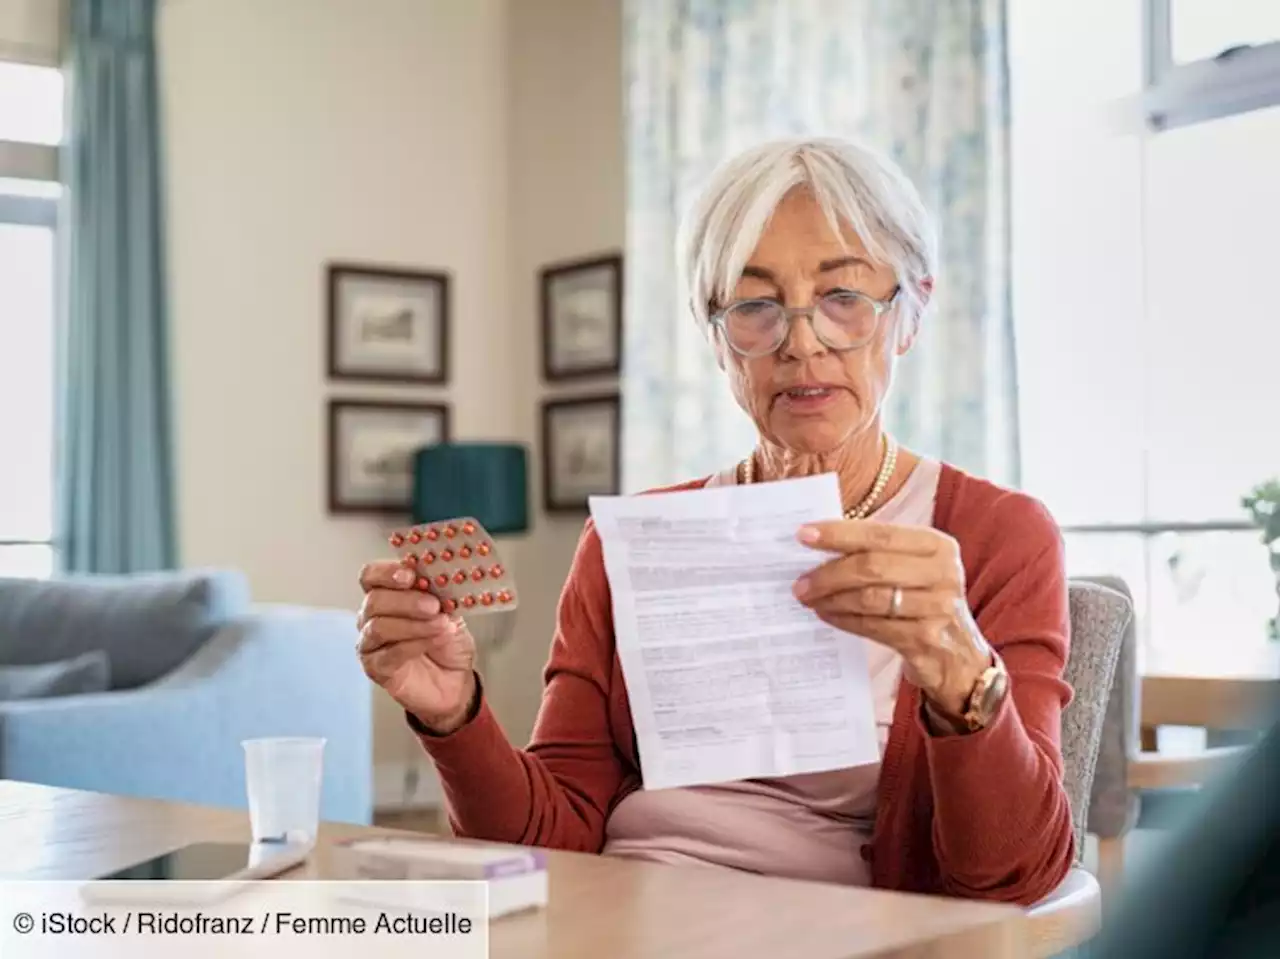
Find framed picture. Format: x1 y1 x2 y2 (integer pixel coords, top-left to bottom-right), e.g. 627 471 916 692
540 253 623 381
541 394 620 512
328 400 451 514
327 262 449 384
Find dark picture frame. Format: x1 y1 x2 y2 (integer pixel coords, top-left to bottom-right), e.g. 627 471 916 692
327 262 450 384
540 394 621 513
328 400 451 515
540 253 623 381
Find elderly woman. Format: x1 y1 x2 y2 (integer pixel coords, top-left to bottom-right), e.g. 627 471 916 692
356 136 1074 905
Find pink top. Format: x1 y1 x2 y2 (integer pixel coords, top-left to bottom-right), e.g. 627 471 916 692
601 458 944 885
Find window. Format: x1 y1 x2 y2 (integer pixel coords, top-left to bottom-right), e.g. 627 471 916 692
1169 1 1280 65
1010 1 1280 674
0 60 63 144
0 61 62 578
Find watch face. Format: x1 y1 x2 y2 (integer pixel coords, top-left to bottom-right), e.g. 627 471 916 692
981 669 1009 717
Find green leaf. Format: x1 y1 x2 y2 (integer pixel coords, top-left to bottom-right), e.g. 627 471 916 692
1267 509 1280 544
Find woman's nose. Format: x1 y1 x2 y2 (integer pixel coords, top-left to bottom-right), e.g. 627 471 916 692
779 309 828 361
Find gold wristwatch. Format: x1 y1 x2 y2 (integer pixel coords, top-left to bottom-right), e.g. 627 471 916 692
959 653 1010 732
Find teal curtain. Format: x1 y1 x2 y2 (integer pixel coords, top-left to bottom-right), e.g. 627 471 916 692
622 0 1017 491
56 0 176 573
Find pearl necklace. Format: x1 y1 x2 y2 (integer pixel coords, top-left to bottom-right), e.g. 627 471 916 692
739 435 899 520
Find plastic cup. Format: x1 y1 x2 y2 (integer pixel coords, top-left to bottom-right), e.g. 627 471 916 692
242 737 326 845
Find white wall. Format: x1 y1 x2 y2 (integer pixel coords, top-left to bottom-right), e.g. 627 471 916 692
159 0 622 807
0 0 63 67
498 0 624 743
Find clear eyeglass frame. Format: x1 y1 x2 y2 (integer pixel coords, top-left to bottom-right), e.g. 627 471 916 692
708 287 902 359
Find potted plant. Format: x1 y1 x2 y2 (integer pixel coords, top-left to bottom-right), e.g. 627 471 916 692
1242 478 1280 641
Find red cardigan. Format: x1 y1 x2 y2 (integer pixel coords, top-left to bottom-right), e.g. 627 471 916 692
413 463 1076 905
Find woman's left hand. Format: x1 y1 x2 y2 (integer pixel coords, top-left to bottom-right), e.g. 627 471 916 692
792 520 993 722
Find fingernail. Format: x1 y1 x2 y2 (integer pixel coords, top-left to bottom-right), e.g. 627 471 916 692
394 568 415 586
793 576 811 598
797 526 820 544
420 597 438 614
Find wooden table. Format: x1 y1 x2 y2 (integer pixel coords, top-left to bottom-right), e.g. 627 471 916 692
1139 644 1280 754
0 780 1031 959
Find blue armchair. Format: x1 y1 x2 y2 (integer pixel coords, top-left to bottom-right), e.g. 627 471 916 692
0 571 372 825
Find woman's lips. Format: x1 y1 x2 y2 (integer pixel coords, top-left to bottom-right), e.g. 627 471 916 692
775 386 841 412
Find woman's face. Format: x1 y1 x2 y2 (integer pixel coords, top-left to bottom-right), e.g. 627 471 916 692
715 187 917 456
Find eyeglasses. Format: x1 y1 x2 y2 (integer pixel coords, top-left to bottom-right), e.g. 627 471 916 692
709 287 901 359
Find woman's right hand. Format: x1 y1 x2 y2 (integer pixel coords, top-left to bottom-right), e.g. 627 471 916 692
357 560 478 734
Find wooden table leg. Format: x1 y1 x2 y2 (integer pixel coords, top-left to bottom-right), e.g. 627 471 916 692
1096 837 1126 902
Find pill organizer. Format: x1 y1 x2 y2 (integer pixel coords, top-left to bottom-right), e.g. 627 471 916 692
388 517 517 615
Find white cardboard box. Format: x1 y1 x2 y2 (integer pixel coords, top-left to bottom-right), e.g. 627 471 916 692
330 837 548 920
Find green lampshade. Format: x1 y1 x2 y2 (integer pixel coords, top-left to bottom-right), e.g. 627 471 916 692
412 443 529 535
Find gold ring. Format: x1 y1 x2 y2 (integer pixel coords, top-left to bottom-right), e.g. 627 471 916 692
890 587 904 618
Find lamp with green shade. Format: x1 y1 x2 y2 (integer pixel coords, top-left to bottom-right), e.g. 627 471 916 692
412 442 530 536
411 441 529 665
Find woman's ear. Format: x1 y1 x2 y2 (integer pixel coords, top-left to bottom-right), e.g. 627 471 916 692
896 276 933 354
918 275 934 308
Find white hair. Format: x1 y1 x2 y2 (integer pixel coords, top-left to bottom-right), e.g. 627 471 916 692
677 136 938 334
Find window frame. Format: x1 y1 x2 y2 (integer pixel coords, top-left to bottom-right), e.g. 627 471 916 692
0 188 59 560
1141 0 1280 130
0 79 61 564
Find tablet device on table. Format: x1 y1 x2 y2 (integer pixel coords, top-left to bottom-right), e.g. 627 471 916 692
81 841 311 905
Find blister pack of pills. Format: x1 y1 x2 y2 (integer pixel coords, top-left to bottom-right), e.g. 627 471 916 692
388 517 517 615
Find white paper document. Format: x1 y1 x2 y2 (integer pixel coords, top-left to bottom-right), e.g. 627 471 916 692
588 473 879 791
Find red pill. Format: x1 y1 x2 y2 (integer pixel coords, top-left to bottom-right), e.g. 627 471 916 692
408 531 421 544
477 542 491 557
462 521 476 535
416 577 430 591
441 598 457 613
489 564 504 579
445 525 458 539
441 549 454 562
452 570 466 584
471 568 485 582
497 590 512 603
480 592 494 606
434 574 449 588
458 546 472 559
422 552 436 565
425 528 440 541
462 595 476 608
389 533 405 548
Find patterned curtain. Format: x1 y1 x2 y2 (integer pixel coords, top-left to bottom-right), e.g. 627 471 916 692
56 0 177 572
622 0 1017 492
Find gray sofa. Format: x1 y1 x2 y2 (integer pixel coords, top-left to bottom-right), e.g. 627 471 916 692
0 569 372 825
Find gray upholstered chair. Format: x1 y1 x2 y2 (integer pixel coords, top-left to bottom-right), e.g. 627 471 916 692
1061 578 1134 861
1078 575 1141 898
1025 578 1133 956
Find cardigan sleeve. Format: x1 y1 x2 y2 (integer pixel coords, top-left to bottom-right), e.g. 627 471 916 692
410 521 626 853
923 494 1077 905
